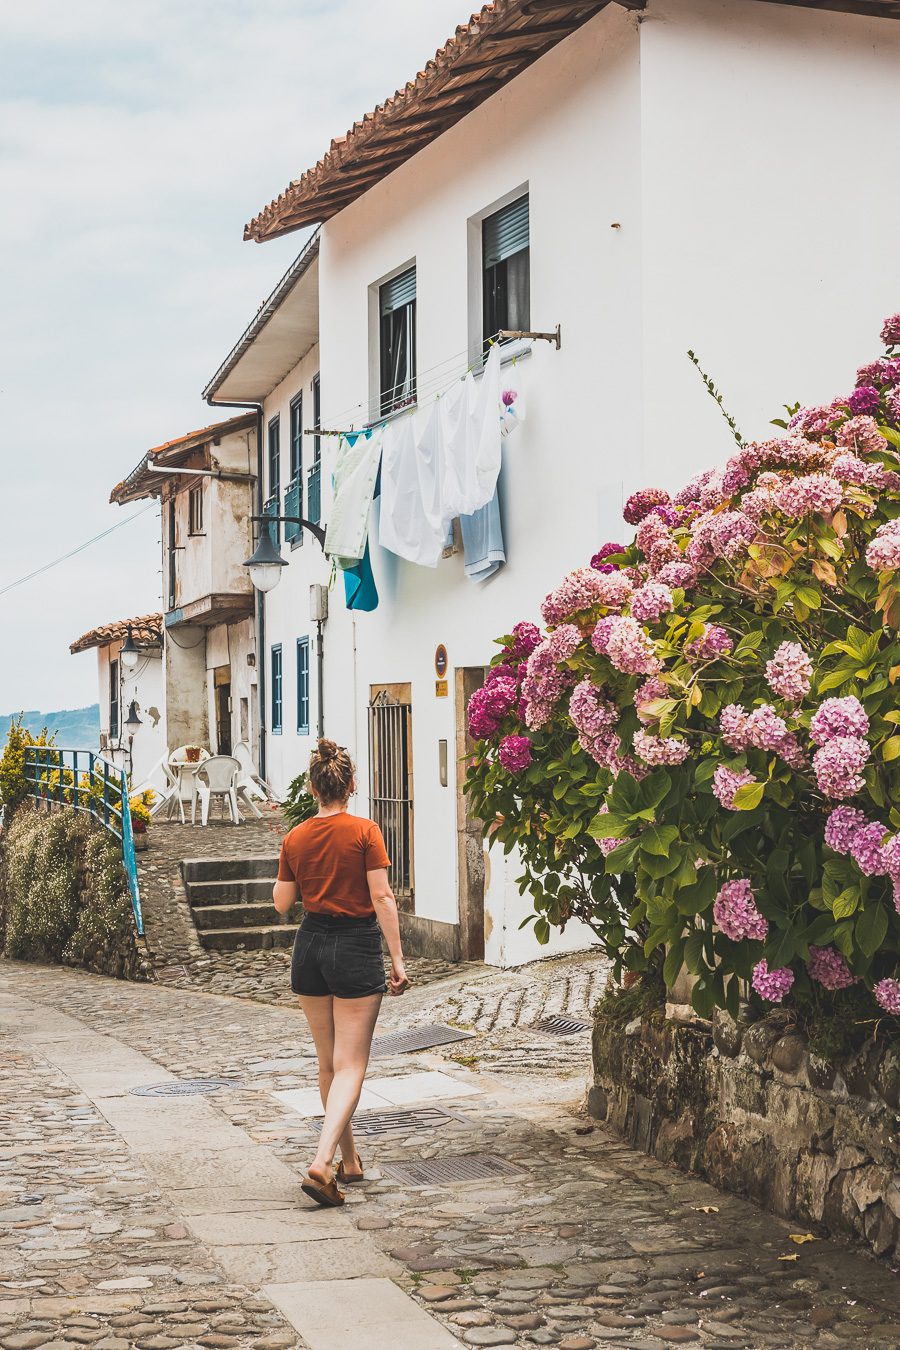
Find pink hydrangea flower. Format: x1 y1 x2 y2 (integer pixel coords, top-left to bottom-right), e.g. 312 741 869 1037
605 616 662 676
630 581 674 625
810 696 869 745
647 537 681 574
595 570 636 609
635 511 671 556
813 736 870 799
836 415 888 455
866 519 900 573
591 616 615 655
685 625 733 661
569 680 619 765
541 568 611 624
633 730 690 766
775 473 843 518
719 704 750 752
752 960 795 1003
824 805 868 854
874 978 900 1015
807 946 855 992
850 822 889 877
765 642 813 704
547 624 583 664
498 734 532 774
713 879 768 941
590 542 625 572
623 488 671 526
712 765 756 810
510 621 541 660
745 705 790 753
881 313 900 345
656 560 697 589
634 676 668 724
881 834 900 877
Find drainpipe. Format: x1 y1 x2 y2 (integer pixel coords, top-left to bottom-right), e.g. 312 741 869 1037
205 397 266 781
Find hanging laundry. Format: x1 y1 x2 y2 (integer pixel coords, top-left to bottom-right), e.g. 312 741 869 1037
343 538 379 612
440 342 502 522
460 487 505 583
324 426 384 567
379 412 446 567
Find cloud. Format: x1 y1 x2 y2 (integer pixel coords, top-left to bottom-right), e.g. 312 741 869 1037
0 0 463 712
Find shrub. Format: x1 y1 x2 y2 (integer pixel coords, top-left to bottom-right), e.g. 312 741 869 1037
0 718 56 819
0 808 142 979
282 771 317 829
465 315 900 1027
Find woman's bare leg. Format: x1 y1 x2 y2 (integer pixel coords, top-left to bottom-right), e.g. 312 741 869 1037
308 992 382 1183
298 995 360 1173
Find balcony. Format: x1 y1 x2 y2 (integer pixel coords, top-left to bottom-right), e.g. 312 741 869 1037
263 493 281 546
307 462 321 527
284 477 302 546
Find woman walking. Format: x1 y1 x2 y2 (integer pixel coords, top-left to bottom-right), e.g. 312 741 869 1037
273 738 408 1207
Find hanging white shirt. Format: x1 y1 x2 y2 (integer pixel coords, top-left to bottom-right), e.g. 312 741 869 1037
324 426 384 568
440 342 503 523
378 413 445 567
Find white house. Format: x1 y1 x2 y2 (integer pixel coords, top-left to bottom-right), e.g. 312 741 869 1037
110 415 260 764
206 0 900 964
69 614 165 786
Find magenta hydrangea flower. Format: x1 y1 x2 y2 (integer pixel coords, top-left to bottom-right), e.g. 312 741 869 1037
713 879 768 941
623 488 671 526
685 624 733 661
630 581 674 625
807 946 855 992
712 765 756 810
510 621 541 660
813 736 870 799
848 386 880 416
498 734 532 774
719 704 750 752
634 676 668 724
882 835 900 877
521 642 573 721
605 616 662 676
467 686 502 739
850 822 889 877
632 730 690 766
824 805 868 854
547 624 583 664
752 960 795 1003
591 542 625 572
881 314 900 345
866 519 900 573
569 679 618 765
874 978 900 1015
809 696 869 745
765 642 812 704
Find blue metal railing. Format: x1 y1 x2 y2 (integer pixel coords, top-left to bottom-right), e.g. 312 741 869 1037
22 747 144 937
307 461 321 526
284 477 302 545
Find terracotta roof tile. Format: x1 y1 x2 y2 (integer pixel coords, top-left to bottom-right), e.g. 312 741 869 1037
110 412 256 506
70 614 163 656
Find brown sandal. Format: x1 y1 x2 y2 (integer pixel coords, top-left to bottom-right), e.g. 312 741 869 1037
336 1154 365 1184
301 1171 345 1207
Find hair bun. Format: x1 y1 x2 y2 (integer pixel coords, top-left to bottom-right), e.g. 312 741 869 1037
317 737 338 762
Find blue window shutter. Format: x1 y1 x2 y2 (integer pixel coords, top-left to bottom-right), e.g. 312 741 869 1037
296 638 310 734
483 195 529 268
380 266 416 316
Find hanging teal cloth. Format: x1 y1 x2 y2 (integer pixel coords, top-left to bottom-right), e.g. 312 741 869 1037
343 538 378 612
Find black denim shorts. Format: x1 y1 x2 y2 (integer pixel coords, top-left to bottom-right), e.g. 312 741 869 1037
291 912 387 999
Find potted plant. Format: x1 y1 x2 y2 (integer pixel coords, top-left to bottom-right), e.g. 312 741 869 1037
129 790 155 851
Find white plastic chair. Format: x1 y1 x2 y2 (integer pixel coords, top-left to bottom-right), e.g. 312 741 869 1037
167 746 210 823
234 740 283 805
134 755 179 818
195 755 241 826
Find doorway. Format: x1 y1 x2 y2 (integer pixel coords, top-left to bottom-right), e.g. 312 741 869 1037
368 684 414 912
214 666 232 755
455 668 487 960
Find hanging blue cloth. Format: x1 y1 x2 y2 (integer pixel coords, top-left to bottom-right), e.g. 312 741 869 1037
343 537 379 612
459 488 505 582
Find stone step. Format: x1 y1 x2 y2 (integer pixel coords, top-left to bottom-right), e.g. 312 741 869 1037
182 856 279 883
199 924 299 952
193 902 301 931
186 877 276 905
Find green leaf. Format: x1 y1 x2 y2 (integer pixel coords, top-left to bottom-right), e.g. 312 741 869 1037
642 824 679 857
794 585 821 610
587 811 631 840
604 837 643 874
856 903 889 959
684 930 705 975
883 736 900 763
732 781 764 811
663 939 686 989
832 888 860 921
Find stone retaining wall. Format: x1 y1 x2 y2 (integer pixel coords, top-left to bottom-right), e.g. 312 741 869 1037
589 1006 900 1262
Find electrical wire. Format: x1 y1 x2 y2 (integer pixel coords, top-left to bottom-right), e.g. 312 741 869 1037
0 500 159 600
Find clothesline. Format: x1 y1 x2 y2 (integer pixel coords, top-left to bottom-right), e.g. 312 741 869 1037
302 329 540 440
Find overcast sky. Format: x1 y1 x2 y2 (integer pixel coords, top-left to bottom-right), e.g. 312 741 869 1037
0 0 464 714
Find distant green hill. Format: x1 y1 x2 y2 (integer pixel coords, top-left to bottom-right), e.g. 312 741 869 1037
0 705 101 748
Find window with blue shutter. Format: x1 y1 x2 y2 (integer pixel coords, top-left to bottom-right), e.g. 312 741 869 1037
296 638 310 735
380 266 417 415
483 194 530 350
271 645 283 735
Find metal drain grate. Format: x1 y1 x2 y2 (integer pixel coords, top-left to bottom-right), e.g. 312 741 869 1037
371 1024 475 1057
309 1105 459 1137
382 1153 525 1187
131 1078 236 1097
531 1015 591 1037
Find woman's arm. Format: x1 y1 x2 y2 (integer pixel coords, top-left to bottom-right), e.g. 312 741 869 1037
367 868 408 995
273 879 300 917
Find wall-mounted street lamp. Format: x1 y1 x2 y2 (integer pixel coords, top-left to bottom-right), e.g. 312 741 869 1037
243 515 326 595
120 624 139 671
124 699 142 778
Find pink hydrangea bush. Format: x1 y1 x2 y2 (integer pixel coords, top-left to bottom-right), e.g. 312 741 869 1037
465 315 900 1024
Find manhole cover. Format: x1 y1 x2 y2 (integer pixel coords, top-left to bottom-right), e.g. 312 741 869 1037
371 1024 475 1057
531 1016 591 1037
130 1078 236 1097
382 1153 525 1187
309 1105 460 1137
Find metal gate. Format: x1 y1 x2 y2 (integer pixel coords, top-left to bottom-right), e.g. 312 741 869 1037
368 688 414 904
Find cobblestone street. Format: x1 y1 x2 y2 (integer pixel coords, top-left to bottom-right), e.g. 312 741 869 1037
2 956 900 1350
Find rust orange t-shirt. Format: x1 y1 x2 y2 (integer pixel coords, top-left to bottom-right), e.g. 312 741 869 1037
277 812 391 917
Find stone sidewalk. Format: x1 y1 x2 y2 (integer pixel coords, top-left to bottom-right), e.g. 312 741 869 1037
2 956 900 1350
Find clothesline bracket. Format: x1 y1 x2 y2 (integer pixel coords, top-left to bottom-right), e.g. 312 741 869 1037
498 324 561 350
